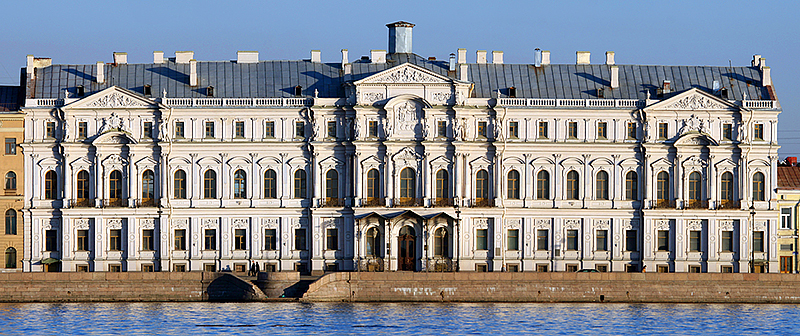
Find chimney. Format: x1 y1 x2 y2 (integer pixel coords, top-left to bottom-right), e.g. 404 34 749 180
459 64 468 81
387 21 414 54
153 51 164 64
311 50 321 63
759 57 766 70
371 50 386 64
762 66 771 86
605 51 615 65
189 59 198 86
541 50 551 65
26 55 34 78
534 48 542 67
662 80 671 93
237 51 258 63
610 66 619 88
576 51 590 64
341 49 349 67
113 52 127 64
492 51 503 64
788 157 797 166
96 62 105 84
175 51 194 64
448 53 456 71
476 50 487 64
26 55 52 79
752 54 762 67
457 48 467 64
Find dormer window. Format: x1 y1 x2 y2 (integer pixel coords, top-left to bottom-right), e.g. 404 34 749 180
144 84 152 96
76 85 85 97
294 85 303 96
206 86 214 97
509 87 517 98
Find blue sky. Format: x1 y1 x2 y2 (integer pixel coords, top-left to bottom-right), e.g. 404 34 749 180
2 0 798 155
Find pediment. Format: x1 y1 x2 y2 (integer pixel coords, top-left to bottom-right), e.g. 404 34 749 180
355 63 458 85
646 88 737 111
92 131 137 145
674 131 718 146
65 86 162 109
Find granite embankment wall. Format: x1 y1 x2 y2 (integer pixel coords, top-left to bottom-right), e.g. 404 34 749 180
302 272 800 303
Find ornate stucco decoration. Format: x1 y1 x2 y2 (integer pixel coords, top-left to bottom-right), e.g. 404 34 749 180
88 92 149 108
396 101 418 131
593 219 611 229
360 65 448 84
534 219 550 229
231 218 249 228
665 94 727 110
718 220 734 231
360 92 384 104
655 219 670 230
687 219 703 230
140 219 156 229
473 218 489 229
202 218 219 228
262 218 279 228
563 219 581 229
107 219 124 229
172 219 189 229
75 219 91 230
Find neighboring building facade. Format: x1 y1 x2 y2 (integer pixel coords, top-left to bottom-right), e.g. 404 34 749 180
20 22 782 273
777 163 800 273
0 85 23 271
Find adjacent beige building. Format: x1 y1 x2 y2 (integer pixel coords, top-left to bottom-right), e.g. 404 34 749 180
777 164 800 273
0 85 23 271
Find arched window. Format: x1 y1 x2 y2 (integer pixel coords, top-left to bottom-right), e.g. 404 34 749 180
109 170 123 201
263 169 277 199
507 170 520 199
76 170 90 204
5 209 16 235
537 170 550 199
366 169 380 200
434 227 448 257
400 168 416 199
753 172 765 201
4 247 15 269
294 169 306 199
4 171 15 190
44 170 57 200
625 171 638 200
566 170 579 200
174 170 186 199
326 169 339 200
596 170 609 200
365 227 380 257
657 171 670 202
432 170 447 201
142 170 155 203
476 169 489 201
233 169 247 199
688 172 702 201
203 170 217 199
721 172 734 202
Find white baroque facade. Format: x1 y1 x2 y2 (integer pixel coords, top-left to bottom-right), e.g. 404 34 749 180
20 22 781 273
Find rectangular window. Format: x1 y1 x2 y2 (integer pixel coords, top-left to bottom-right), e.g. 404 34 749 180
142 264 154 272
689 265 701 273
109 229 122 251
782 208 792 229
568 121 578 139
596 230 608 251
45 230 57 251
264 121 275 138
77 230 89 251
537 229 549 251
689 230 701 252
721 231 733 252
368 120 378 137
722 123 732 141
174 229 186 251
326 228 338 250
625 230 637 252
657 265 670 273
77 265 89 272
327 121 336 138
78 122 88 139
754 124 764 141
597 122 607 139
507 229 519 251
477 121 487 138
437 120 447 138
295 121 305 138
174 121 184 138
142 229 154 251
627 122 636 139
567 264 579 272
657 230 669 251
264 229 276 250
46 122 56 138
566 229 578 251
295 228 307 250
658 123 668 139
173 264 186 272
109 265 122 272
235 121 245 138
204 229 216 250
143 121 153 138
509 121 519 139
754 231 764 253
721 265 733 273
204 121 215 138
476 229 488 250
234 229 246 250
4 138 15 155
538 121 548 139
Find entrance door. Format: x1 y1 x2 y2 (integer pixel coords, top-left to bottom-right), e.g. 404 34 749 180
398 226 416 271
781 256 793 273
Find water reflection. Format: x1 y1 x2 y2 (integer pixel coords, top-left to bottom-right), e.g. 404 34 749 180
0 302 796 335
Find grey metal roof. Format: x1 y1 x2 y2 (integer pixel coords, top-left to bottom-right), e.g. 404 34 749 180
26 53 770 101
0 85 20 111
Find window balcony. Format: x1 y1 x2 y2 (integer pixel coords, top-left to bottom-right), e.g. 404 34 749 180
394 197 422 207
433 198 453 207
684 199 708 209
362 197 383 207
322 197 344 207
74 198 92 208
718 199 740 210
139 198 157 207
105 198 127 208
653 199 675 209
472 198 492 208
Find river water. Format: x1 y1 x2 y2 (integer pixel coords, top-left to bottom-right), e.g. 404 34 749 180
0 302 796 335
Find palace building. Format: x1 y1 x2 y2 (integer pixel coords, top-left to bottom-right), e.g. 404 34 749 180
20 22 782 273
